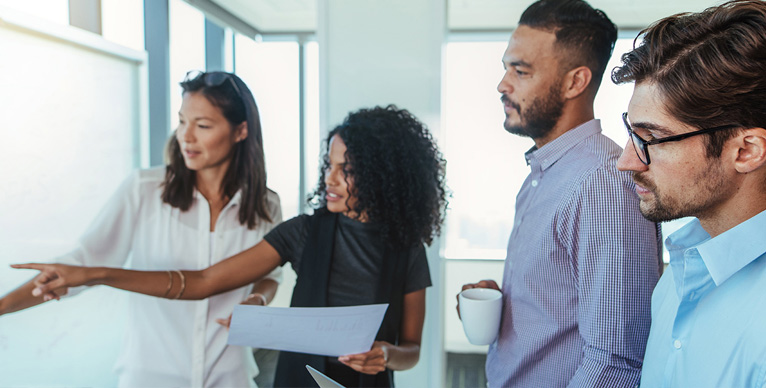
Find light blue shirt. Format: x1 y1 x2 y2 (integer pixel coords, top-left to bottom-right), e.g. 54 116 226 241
641 209 766 388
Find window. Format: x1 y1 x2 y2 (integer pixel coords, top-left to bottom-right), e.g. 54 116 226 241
169 0 206 132
234 38 302 219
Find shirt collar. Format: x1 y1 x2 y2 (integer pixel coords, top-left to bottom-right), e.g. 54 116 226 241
666 209 766 286
697 209 766 285
524 119 601 170
193 188 243 207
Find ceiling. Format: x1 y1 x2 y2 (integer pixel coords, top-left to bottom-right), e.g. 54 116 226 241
210 0 723 34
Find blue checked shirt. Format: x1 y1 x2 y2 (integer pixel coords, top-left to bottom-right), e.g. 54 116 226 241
486 120 662 388
640 210 766 388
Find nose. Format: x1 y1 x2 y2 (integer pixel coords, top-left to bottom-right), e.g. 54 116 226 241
616 140 648 172
324 166 339 187
497 71 513 95
179 124 195 143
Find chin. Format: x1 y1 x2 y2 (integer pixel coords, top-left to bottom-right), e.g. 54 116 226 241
326 203 348 214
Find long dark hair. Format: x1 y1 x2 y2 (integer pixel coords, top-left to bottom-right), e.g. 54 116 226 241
310 105 448 249
162 71 271 228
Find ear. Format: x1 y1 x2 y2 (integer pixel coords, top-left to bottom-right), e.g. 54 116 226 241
561 66 592 100
733 128 766 174
234 121 248 143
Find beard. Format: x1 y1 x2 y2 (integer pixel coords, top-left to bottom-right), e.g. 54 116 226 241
502 82 564 140
631 160 728 223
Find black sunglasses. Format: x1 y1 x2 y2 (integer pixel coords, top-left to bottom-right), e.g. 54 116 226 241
184 70 243 99
622 112 740 165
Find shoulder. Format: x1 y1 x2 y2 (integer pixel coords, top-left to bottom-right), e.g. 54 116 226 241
265 189 282 219
564 134 635 201
133 167 167 193
110 167 165 202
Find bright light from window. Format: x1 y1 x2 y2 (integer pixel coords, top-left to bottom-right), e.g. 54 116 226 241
0 0 69 25
234 37 302 219
101 0 144 51
169 0 206 134
442 38 683 261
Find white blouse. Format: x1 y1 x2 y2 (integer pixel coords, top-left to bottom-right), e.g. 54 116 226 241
58 167 282 388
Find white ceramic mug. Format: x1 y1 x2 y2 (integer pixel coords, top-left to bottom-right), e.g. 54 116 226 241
458 288 502 345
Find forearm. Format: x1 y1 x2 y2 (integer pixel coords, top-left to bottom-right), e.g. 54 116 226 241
93 267 229 300
566 347 641 388
384 341 420 371
248 278 278 304
0 280 45 316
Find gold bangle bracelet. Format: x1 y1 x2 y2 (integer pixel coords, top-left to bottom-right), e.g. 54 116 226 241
173 270 186 300
162 270 173 298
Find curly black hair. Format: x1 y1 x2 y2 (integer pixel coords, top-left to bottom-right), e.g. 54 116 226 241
310 105 448 250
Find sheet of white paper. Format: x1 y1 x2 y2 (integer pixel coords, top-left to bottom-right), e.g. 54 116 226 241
227 304 388 357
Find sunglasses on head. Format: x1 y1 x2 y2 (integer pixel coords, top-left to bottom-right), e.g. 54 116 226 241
184 70 243 100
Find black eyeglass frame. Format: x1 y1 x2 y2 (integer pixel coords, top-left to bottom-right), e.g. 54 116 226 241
622 112 740 165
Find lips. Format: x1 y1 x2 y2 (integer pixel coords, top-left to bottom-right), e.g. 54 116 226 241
632 173 655 197
184 149 201 158
326 191 342 202
500 95 520 114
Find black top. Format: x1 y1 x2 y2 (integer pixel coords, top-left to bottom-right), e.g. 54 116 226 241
264 213 432 306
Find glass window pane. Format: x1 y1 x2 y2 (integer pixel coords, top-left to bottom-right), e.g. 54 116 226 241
304 41 321 207
0 0 69 25
235 37 301 219
443 41 530 260
169 0 206 132
101 0 144 51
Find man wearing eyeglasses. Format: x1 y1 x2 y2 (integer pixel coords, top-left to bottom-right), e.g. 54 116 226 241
612 1 766 387
458 0 662 387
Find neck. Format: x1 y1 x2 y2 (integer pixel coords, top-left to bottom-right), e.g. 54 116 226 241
698 178 766 238
195 162 230 204
532 101 595 149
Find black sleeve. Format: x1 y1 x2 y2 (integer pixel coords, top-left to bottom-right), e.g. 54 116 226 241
263 214 311 272
403 244 432 294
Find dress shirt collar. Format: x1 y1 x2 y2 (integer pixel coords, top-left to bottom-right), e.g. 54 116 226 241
524 119 601 169
193 188 243 207
666 209 766 286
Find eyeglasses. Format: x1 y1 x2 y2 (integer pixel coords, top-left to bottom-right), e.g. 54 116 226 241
184 70 243 100
622 112 740 165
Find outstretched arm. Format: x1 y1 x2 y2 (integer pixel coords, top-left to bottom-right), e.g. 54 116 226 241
12 240 283 302
338 288 426 374
0 279 69 316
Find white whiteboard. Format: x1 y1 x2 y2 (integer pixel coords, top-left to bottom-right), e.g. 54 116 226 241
0 8 147 387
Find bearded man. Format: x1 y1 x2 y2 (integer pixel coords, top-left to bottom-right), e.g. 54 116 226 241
458 1 662 387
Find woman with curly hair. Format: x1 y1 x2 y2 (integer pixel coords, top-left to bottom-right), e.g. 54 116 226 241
14 105 448 388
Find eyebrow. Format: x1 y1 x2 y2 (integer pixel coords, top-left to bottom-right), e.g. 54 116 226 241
502 58 532 68
630 121 674 137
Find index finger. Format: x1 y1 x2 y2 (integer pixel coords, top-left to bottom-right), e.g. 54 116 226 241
10 263 50 271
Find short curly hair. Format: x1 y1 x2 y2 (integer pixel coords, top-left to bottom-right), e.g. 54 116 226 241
310 105 448 249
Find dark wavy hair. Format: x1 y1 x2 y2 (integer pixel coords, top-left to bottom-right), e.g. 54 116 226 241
612 0 766 158
310 105 448 249
520 0 617 94
162 71 271 228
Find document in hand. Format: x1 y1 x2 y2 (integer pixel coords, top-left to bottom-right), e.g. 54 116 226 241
227 304 389 357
